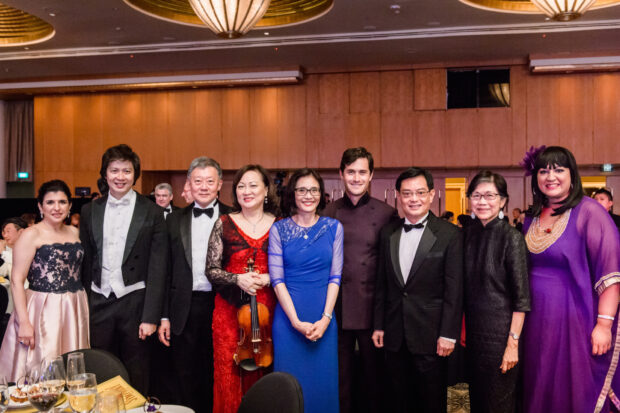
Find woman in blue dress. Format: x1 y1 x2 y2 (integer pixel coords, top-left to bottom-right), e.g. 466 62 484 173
268 168 343 413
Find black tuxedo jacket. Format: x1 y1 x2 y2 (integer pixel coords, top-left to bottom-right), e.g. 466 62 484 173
80 193 169 324
163 201 232 336
374 213 463 354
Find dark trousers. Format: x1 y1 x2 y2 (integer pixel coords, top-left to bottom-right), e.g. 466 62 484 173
385 341 448 413
90 289 151 395
171 291 214 413
338 328 385 413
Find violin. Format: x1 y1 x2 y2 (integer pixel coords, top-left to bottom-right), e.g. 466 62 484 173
233 257 273 371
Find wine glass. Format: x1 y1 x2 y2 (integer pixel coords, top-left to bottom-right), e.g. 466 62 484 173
66 352 86 386
68 373 97 413
27 360 65 413
0 376 8 413
95 389 125 413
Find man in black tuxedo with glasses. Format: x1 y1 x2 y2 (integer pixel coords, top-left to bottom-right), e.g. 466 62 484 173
158 156 231 413
372 167 463 413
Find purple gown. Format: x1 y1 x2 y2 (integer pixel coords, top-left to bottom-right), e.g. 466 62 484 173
523 197 620 413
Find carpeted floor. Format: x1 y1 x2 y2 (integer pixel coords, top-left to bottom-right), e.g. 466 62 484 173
447 383 471 413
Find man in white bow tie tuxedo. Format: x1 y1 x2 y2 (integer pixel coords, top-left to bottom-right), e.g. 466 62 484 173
80 144 168 394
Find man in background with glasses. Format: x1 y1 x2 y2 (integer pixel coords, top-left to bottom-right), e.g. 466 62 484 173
323 147 398 413
372 167 463 413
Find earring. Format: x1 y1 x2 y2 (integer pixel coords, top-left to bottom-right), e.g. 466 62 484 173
498 210 504 220
470 211 476 219
264 197 268 205
40 211 43 219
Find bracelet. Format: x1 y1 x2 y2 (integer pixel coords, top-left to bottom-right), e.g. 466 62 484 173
508 331 519 340
598 314 615 321
322 312 333 320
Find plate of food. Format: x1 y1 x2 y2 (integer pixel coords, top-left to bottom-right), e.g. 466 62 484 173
7 385 29 409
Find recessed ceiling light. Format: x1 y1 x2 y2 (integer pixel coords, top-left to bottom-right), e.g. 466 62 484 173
427 21 440 26
390 4 401 14
163 36 176 41
107 41 120 45
48 13 56 17
24 47 29 50
264 32 270 36
363 25 377 31
115 27 122 31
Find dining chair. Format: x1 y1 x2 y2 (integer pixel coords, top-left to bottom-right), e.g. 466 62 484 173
61 348 131 384
237 372 303 413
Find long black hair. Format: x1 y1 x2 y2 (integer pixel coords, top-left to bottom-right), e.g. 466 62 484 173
530 146 583 217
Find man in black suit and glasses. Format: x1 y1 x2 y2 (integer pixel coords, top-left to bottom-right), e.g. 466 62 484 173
372 167 463 413
158 156 231 413
80 144 168 394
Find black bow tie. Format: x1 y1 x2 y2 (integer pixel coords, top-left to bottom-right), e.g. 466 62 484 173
193 207 214 218
403 222 425 232
164 207 171 213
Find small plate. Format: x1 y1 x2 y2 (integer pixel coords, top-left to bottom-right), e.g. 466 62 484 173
7 386 29 409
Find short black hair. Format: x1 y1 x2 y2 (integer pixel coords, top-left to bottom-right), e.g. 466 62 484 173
467 170 509 204
530 146 583 217
1 217 27 233
37 180 72 205
395 167 434 191
97 144 141 194
281 168 326 217
593 188 613 202
231 164 279 215
339 147 374 173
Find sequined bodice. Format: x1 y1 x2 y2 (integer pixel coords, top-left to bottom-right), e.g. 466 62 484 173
27 242 84 293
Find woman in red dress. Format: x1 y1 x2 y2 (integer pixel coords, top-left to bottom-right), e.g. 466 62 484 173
206 164 278 413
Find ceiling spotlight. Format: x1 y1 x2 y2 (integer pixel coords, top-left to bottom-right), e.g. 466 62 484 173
390 4 401 14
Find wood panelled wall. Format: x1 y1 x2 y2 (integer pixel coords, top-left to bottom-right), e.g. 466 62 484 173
34 65 620 193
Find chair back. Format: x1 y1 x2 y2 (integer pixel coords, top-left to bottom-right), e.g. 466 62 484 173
62 348 131 384
0 286 8 314
237 372 303 413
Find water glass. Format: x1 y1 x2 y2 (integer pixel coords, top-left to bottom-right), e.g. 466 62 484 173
68 373 97 413
67 352 86 385
0 376 8 413
95 389 125 413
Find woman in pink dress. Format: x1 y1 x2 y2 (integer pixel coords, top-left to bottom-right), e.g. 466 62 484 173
0 180 89 380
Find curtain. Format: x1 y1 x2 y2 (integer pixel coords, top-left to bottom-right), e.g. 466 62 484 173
4 100 33 182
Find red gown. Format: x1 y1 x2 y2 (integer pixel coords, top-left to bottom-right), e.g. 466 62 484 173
206 214 277 413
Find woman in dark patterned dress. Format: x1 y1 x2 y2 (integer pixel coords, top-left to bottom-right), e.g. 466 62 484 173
0 180 89 380
206 165 278 413
463 171 530 413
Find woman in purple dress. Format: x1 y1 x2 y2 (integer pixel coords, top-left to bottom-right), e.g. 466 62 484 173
522 146 620 413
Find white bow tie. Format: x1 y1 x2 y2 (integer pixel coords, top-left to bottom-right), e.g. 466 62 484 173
109 197 130 208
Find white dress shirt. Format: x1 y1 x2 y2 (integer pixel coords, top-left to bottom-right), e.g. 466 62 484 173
191 200 219 292
399 213 429 284
0 246 13 278
92 190 145 298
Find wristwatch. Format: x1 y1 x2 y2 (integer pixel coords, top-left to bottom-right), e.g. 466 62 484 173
509 331 520 340
322 312 333 320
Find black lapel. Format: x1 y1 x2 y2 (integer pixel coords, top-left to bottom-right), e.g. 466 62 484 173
406 214 438 284
92 196 106 266
180 205 193 268
123 193 147 263
389 219 405 287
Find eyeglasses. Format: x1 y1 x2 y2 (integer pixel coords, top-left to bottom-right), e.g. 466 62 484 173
294 187 320 196
400 189 430 199
470 192 500 201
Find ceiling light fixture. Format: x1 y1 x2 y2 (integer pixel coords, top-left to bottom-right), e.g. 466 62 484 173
188 0 271 38
530 0 595 21
459 0 620 21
